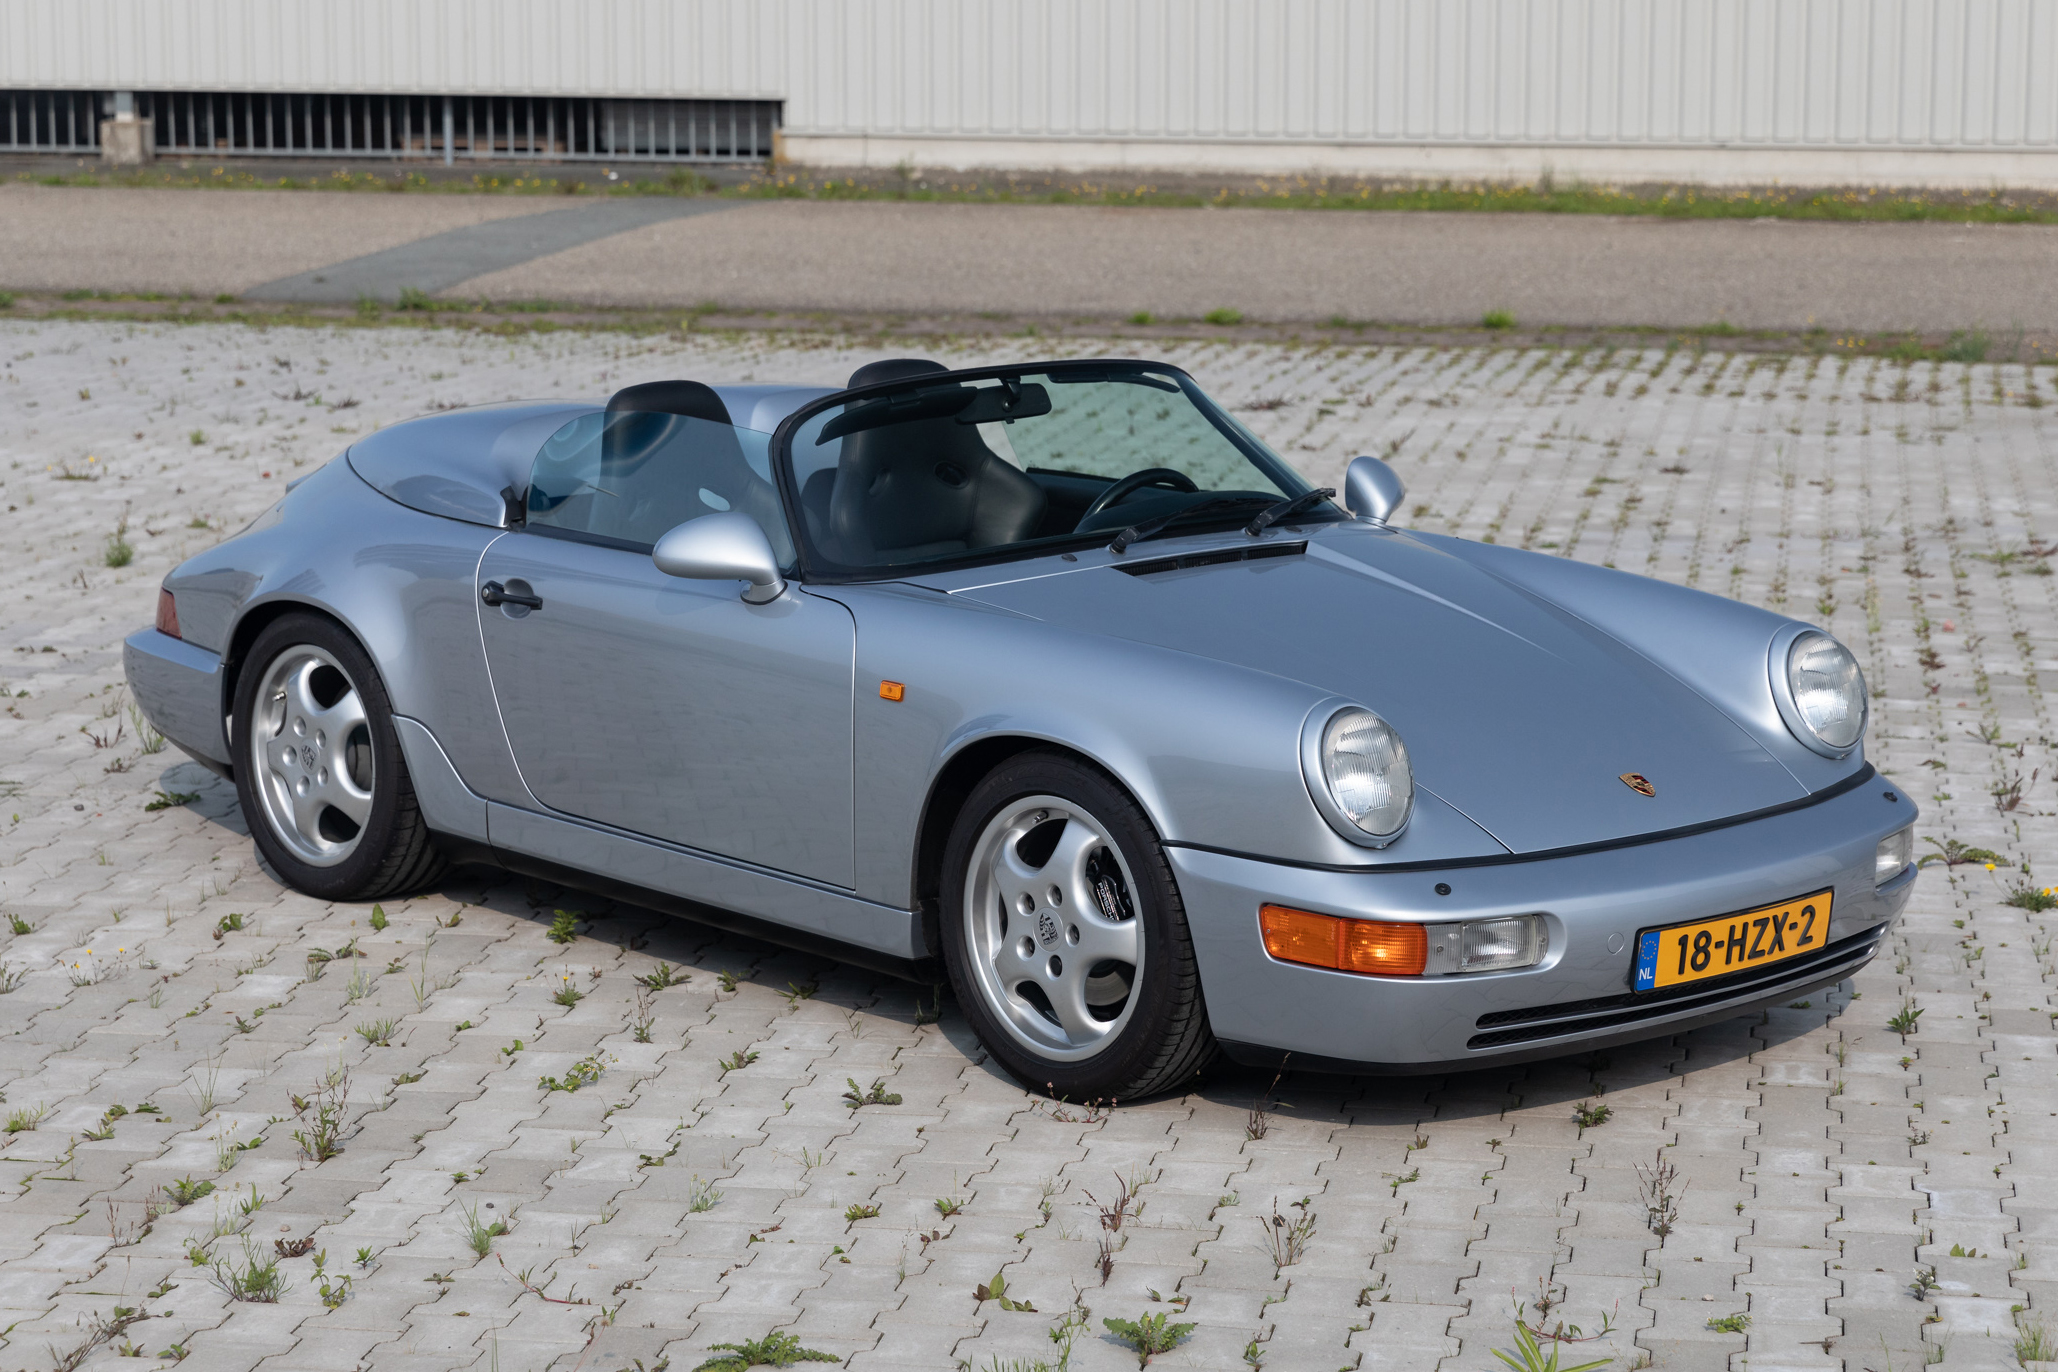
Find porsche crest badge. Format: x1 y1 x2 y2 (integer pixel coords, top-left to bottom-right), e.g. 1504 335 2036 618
1619 772 1656 798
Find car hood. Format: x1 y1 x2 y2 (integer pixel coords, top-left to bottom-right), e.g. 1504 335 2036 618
945 526 1808 854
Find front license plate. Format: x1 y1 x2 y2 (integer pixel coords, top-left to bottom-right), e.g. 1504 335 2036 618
1631 890 1832 992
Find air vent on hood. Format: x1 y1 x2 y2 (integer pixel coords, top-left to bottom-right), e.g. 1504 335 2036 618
1113 540 1306 578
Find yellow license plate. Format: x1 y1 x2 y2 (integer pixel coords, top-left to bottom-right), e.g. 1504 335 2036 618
1631 890 1831 992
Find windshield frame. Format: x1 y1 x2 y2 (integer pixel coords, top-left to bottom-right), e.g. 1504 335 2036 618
768 358 1334 583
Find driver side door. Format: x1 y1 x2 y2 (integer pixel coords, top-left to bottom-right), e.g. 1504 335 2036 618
478 404 856 888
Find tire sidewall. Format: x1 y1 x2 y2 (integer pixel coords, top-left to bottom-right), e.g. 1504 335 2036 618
232 612 409 901
941 752 1199 1100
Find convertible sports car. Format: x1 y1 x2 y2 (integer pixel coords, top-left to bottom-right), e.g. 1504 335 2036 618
125 357 1916 1097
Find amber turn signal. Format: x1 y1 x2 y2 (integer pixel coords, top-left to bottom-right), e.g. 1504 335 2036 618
155 587 181 640
879 680 905 701
1259 904 1427 976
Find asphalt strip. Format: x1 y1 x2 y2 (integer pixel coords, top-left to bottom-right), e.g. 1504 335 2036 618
243 196 739 304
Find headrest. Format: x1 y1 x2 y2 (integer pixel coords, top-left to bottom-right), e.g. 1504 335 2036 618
606 380 732 426
847 358 948 389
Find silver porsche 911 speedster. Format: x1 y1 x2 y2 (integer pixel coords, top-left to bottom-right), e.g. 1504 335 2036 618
125 357 1916 1097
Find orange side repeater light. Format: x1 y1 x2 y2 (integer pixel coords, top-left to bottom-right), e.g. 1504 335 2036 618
878 680 905 702
1260 904 1427 977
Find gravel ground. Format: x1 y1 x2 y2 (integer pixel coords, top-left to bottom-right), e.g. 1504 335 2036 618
454 199 2058 333
6 183 2058 331
0 184 559 295
0 321 2052 1371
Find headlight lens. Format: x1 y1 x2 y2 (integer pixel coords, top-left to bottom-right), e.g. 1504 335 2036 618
1786 631 1866 752
1320 707 1413 837
1876 828 1913 886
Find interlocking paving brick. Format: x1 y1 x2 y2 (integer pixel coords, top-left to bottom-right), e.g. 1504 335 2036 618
0 323 2053 1368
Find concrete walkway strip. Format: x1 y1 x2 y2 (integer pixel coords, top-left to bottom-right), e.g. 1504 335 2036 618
243 195 738 303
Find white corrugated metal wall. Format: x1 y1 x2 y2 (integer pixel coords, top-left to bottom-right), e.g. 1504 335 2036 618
5 0 2056 180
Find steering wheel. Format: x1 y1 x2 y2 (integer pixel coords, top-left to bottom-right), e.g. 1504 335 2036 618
1081 467 1199 520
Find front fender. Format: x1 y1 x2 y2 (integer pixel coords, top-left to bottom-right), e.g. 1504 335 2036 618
828 583 1506 909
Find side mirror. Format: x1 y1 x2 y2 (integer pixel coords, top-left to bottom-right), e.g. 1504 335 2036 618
652 512 787 604
1343 455 1406 525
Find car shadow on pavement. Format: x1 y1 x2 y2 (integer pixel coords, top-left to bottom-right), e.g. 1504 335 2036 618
159 758 1854 1125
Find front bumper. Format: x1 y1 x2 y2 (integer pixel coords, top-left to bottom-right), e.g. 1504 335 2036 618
123 628 230 771
1174 772 1915 1072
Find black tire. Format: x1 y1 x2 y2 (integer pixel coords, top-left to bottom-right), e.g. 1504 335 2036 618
941 750 1216 1100
232 612 445 902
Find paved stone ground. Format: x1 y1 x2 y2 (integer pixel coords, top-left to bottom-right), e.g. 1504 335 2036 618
0 322 2053 1372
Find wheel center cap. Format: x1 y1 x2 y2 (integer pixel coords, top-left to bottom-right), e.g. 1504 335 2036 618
300 744 317 771
1036 911 1059 947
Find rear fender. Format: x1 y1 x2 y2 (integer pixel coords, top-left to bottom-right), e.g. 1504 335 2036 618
162 459 530 807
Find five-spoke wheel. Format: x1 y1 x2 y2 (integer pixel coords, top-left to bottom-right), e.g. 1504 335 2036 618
962 794 1146 1061
249 646 375 866
232 613 444 901
942 752 1215 1099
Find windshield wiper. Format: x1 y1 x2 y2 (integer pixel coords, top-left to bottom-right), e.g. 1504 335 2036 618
1108 496 1270 554
1243 486 1336 536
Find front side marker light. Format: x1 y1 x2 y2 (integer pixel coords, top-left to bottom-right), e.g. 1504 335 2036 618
1876 828 1913 886
156 587 180 639
1260 905 1427 977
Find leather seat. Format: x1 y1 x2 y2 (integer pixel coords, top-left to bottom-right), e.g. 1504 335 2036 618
823 359 1046 564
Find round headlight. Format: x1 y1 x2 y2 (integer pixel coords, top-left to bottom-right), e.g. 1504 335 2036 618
1785 631 1866 754
1318 706 1414 839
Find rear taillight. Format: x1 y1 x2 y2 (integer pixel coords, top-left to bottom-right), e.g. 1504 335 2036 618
156 588 180 639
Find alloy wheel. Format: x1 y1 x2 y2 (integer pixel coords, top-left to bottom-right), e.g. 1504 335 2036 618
249 646 375 867
962 793 1144 1062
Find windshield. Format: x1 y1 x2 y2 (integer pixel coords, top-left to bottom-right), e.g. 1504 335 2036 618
777 361 1332 576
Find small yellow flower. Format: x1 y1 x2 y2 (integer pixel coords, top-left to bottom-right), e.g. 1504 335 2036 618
1985 863 1997 872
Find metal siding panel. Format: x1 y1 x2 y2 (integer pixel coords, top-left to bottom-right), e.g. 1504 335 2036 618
1961 0 1992 145
1933 0 1964 144
1613 0 1642 145
1649 0 1681 144
1989 0 2014 145
1804 0 1835 143
5 0 2054 154
2028 0 2057 144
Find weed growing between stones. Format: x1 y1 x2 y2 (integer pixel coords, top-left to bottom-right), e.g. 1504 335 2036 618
843 1077 901 1109
1636 1148 1684 1238
1102 1311 1195 1367
208 1238 287 1302
291 1068 349 1162
1257 1197 1316 1273
637 960 682 990
539 1056 606 1093
1489 1321 1613 1372
2016 1321 2056 1364
693 1331 839 1369
461 1200 508 1256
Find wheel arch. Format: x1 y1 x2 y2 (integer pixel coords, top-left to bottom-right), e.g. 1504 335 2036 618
910 733 1151 954
220 597 379 750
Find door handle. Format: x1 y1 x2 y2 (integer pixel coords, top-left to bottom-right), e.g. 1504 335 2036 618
481 580 543 610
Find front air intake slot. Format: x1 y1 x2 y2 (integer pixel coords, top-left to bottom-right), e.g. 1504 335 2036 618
1113 540 1306 578
1465 923 1885 1050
